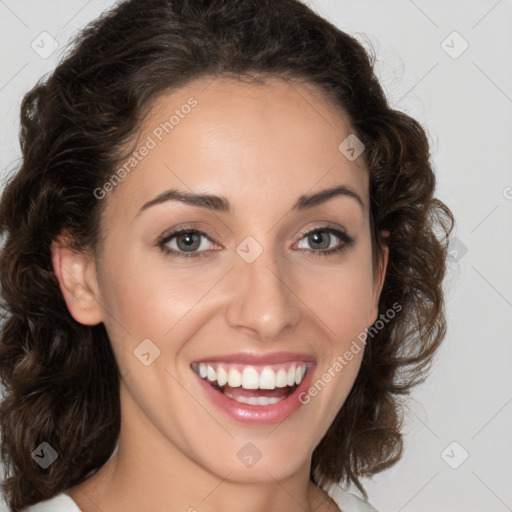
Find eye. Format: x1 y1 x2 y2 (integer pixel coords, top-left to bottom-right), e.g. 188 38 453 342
157 225 353 259
294 227 353 257
158 228 217 258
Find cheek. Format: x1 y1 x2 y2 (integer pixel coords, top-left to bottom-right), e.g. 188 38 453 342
312 272 373 333
99 250 215 330
299 251 375 342
305 266 371 385
95 245 231 375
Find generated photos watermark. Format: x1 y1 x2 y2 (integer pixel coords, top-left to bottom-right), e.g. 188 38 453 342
94 97 198 200
298 301 403 405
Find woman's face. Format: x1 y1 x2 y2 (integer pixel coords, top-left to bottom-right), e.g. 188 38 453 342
73 77 387 484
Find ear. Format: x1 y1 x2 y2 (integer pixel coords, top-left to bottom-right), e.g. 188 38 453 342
50 233 103 326
369 231 390 325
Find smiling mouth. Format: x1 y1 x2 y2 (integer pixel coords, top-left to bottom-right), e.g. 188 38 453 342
191 361 308 406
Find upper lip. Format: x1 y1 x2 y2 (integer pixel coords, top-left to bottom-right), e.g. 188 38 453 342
190 351 316 366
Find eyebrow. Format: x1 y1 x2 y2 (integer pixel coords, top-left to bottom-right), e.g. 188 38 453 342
136 184 364 217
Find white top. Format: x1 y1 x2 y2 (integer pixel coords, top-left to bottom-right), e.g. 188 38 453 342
22 493 80 512
22 489 378 511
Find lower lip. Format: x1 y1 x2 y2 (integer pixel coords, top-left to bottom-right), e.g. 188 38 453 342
194 364 316 426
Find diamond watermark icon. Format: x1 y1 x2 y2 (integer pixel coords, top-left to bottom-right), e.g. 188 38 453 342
441 441 469 469
31 32 59 59
237 442 263 468
448 237 468 262
338 134 365 161
134 338 161 366
441 31 469 59
32 442 58 469
236 236 263 263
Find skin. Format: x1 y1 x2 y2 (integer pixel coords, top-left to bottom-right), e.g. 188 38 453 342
51 76 388 512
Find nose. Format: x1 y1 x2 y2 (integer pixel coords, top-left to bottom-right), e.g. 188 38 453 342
225 246 301 341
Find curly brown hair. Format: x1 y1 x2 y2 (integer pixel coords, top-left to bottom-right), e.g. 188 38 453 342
0 0 454 509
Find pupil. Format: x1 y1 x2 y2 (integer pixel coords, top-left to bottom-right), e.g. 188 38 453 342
178 232 200 251
310 231 329 249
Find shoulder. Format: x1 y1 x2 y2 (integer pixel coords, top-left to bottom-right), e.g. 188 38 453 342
21 493 81 512
335 488 379 512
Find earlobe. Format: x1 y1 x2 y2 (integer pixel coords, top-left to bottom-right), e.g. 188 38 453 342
50 234 103 326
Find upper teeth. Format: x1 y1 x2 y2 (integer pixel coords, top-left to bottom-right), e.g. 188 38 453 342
194 362 307 390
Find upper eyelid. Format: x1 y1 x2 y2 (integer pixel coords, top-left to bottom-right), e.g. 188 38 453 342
159 227 215 245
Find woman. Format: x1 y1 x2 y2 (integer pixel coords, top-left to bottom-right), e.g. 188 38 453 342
0 0 453 510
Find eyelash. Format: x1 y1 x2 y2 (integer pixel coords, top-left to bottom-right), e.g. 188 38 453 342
157 225 354 259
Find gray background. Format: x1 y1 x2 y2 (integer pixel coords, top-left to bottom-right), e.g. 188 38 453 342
1 1 511 511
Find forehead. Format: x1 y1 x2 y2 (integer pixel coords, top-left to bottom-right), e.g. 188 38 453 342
106 76 369 217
